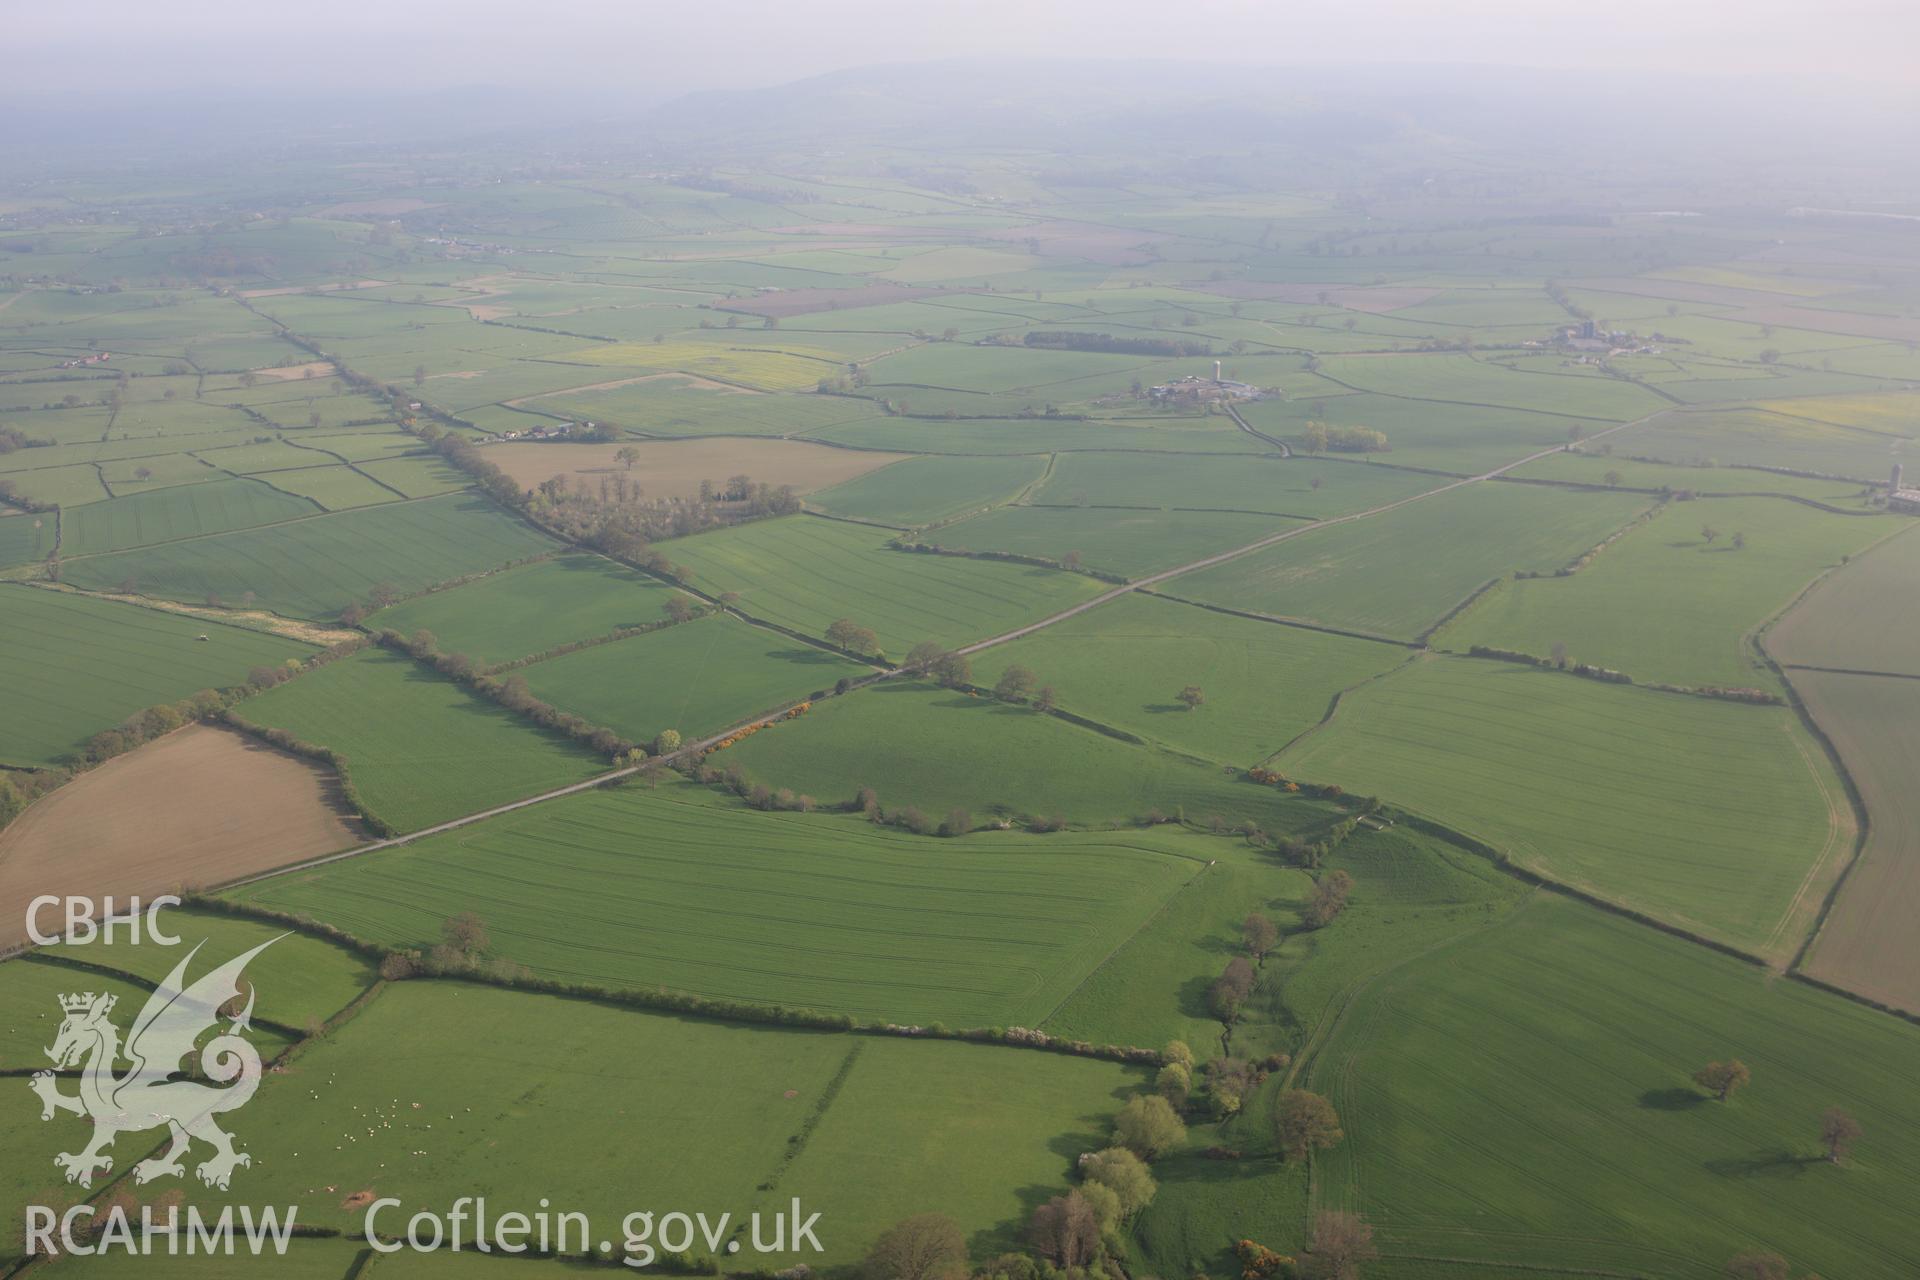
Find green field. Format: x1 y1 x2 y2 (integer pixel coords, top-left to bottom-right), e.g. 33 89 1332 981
1507 449 1885 503
517 615 864 743
808 453 1049 526
6 980 1144 1266
0 510 55 567
1315 352 1667 420
1793 671 1920 1015
231 780 1208 1027
1121 828 1532 1277
60 493 559 620
10 108 1920 1280
1621 407 1913 480
719 679 1330 833
972 592 1410 763
356 453 471 498
929 504 1290 578
58 476 319 556
1767 524 1920 676
40 905 376 1031
1166 483 1651 639
1440 498 1899 689
778 1035 1144 1262
234 647 606 832
367 553 689 666
0 585 314 767
663 514 1106 654
259 463 405 510
1031 451 1440 517
1311 892 1920 1277
1277 656 1849 959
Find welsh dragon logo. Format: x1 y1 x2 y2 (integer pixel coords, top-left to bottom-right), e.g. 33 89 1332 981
29 937 280 1191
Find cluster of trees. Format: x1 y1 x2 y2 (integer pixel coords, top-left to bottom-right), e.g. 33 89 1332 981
867 1202 1374 1280
1302 870 1354 929
904 642 975 689
1208 955 1258 1022
0 477 55 512
0 767 66 835
985 664 1059 711
1301 422 1390 454
412 423 795 567
1016 330 1213 358
816 365 870 395
835 783 972 837
0 425 53 454
826 618 882 658
698 761 820 815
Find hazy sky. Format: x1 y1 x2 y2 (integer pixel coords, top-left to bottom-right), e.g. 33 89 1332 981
11 0 1917 96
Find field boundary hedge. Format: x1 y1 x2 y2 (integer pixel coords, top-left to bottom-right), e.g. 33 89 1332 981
372 629 635 760
888 537 1130 584
1414 576 1502 645
1135 588 1418 650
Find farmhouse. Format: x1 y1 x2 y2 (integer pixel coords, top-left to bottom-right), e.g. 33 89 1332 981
1889 460 1920 513
1149 361 1261 405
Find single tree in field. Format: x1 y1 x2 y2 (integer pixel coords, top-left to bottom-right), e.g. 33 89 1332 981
1303 870 1355 928
1033 685 1058 714
664 595 694 624
1274 1089 1344 1162
1208 955 1256 1022
1243 912 1279 962
1112 1094 1187 1161
1693 1059 1750 1102
993 665 1037 703
1310 475 1324 490
134 466 154 482
413 364 426 387
931 650 971 689
1028 1192 1098 1268
1603 469 1622 488
1820 1107 1862 1164
861 1213 967 1280
1177 684 1205 712
615 446 640 470
1550 640 1568 669
441 912 490 958
653 729 681 756
1301 1210 1377 1280
903 641 944 676
1701 525 1720 545
1732 531 1746 550
1156 1060 1192 1106
1723 1251 1789 1280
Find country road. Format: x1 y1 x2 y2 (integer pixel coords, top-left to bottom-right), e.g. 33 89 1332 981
956 413 1654 655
